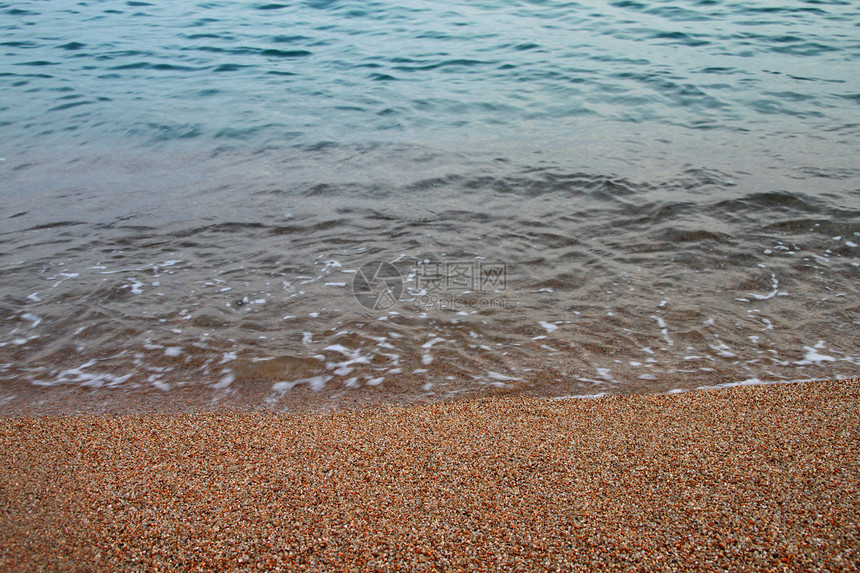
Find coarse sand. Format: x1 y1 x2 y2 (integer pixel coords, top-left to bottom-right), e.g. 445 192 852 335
1 378 858 572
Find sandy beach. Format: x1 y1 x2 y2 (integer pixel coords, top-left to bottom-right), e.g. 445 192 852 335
1 378 857 572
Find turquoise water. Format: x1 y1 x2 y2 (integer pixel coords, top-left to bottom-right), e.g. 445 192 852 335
3 0 859 154
1 0 858 410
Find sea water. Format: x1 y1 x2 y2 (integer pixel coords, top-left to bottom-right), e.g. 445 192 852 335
1 0 858 409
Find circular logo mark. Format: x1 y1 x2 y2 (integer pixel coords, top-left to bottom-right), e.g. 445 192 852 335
352 261 403 311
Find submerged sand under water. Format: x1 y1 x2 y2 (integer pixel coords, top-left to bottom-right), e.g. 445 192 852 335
2 144 859 411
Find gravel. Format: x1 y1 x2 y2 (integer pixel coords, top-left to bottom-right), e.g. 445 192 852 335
1 378 858 572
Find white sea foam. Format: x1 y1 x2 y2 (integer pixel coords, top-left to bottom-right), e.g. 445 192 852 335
20 313 41 328
596 368 617 382
746 273 781 301
486 371 522 381
324 344 371 376
554 392 609 400
795 342 836 366
50 272 78 287
214 370 235 389
269 375 332 398
695 377 816 392
709 341 736 358
652 315 673 347
149 375 170 391
422 337 446 349
37 359 133 388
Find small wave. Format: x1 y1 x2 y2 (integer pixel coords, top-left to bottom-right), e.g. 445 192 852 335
4 8 40 16
14 61 56 67
56 42 87 51
261 48 312 58
715 191 823 214
132 122 204 141
109 62 207 72
213 64 252 72
47 100 94 113
650 30 711 47
27 221 88 231
272 35 312 44
392 59 496 72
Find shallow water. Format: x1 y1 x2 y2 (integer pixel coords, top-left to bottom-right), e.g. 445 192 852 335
1 0 858 410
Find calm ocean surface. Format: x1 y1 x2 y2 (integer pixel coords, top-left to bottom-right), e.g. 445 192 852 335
1 0 858 411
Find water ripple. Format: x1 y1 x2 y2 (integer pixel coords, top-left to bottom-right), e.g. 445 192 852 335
0 0 856 147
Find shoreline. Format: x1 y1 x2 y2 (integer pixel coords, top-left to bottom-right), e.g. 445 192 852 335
1 377 858 571
2 373 857 419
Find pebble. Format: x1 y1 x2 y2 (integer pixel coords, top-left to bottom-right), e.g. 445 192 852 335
0 378 857 571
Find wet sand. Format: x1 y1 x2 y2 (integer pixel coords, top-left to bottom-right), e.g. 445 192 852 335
1 378 858 571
